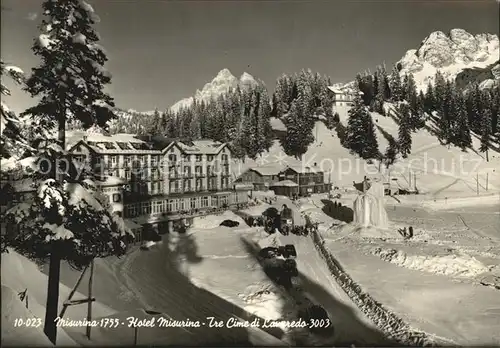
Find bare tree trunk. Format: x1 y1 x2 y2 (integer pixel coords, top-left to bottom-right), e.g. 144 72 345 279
44 111 66 344
44 245 61 344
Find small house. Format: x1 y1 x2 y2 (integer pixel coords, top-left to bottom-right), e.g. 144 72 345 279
278 165 331 196
235 166 281 191
327 86 364 107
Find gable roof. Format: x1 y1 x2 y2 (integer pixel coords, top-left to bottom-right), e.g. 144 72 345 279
249 166 282 176
284 164 322 174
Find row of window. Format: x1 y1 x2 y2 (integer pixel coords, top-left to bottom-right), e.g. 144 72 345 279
124 195 229 218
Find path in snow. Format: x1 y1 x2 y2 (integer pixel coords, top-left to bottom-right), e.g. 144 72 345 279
105 238 286 346
276 233 390 346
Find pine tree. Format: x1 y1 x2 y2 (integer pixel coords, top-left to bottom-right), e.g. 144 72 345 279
453 94 472 151
433 70 447 112
424 81 435 112
384 137 399 168
256 83 273 151
398 103 412 158
480 106 492 162
7 2 132 343
282 101 314 158
389 65 402 102
1 61 29 159
346 89 379 159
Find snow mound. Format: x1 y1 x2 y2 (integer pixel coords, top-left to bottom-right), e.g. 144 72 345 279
191 211 246 229
330 223 402 240
241 202 273 217
239 284 284 321
371 247 490 278
1 285 54 347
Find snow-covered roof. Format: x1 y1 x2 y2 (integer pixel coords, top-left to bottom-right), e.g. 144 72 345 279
270 117 286 132
249 166 282 176
285 164 322 174
176 140 226 155
327 86 344 94
327 86 364 96
270 180 298 187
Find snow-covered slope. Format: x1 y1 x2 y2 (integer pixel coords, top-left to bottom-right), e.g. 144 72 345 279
236 105 500 199
396 29 499 91
170 69 258 113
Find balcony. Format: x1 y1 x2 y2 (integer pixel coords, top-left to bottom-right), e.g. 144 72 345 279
183 172 194 178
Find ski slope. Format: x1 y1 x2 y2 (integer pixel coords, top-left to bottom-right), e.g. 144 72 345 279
235 104 500 199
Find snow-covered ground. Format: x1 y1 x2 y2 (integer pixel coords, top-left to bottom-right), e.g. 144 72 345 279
295 193 500 346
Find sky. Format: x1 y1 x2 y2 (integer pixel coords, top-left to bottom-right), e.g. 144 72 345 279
1 0 499 114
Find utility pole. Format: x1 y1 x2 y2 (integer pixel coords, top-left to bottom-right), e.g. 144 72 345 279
476 173 479 196
486 173 489 191
414 173 417 192
86 260 94 340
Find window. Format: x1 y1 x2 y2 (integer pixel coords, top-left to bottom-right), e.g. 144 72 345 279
195 166 202 175
207 155 214 162
111 155 118 165
196 155 202 162
179 199 185 210
202 196 209 207
168 154 177 162
183 154 190 162
212 196 218 207
151 155 158 167
124 156 130 166
183 179 191 191
190 197 197 209
112 193 121 203
141 202 152 215
196 178 203 191
222 154 228 162
125 169 131 180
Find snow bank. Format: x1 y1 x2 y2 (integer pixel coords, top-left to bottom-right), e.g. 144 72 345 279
239 284 284 321
371 247 490 278
329 223 402 240
1 285 53 347
240 203 273 217
191 211 246 229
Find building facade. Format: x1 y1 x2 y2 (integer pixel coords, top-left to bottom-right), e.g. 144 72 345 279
327 86 363 107
278 165 331 196
234 167 281 191
68 134 248 235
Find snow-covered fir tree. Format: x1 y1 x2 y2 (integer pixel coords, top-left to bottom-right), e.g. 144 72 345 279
389 65 402 102
1 61 29 159
282 100 314 158
453 93 472 151
398 103 412 158
346 87 379 159
4 1 133 344
480 106 492 162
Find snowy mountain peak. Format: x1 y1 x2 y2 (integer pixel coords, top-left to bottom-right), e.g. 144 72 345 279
397 28 499 91
170 69 259 113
